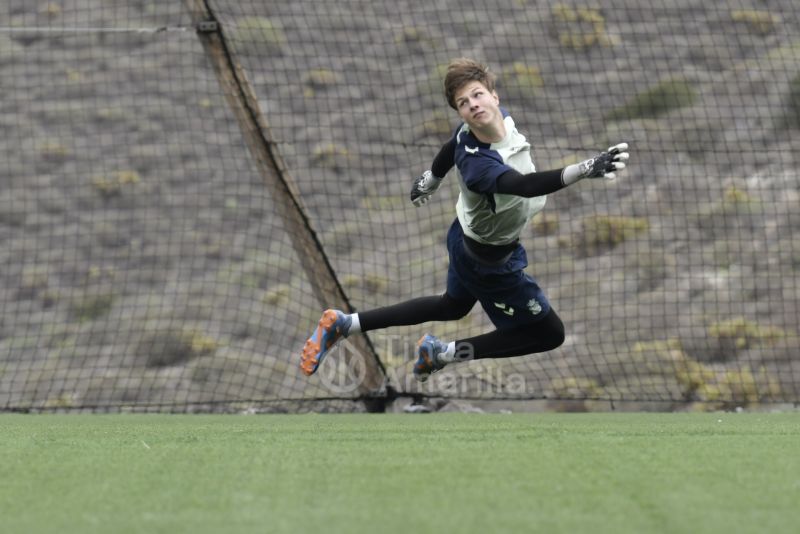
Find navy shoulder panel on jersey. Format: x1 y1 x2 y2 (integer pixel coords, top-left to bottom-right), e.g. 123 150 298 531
454 126 513 195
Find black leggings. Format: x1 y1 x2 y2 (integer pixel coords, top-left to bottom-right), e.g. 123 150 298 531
358 293 565 360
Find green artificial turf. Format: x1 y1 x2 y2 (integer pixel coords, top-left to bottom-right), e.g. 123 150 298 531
1 413 798 534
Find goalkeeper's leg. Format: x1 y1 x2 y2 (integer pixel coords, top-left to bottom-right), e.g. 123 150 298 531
358 293 475 331
412 309 565 381
454 308 565 360
299 293 475 376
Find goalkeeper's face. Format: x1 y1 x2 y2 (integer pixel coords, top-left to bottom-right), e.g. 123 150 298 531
453 81 502 132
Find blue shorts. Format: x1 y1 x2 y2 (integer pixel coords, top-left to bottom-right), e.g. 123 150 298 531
445 219 551 329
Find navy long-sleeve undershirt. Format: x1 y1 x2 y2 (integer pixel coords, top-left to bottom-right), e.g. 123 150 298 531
430 137 568 198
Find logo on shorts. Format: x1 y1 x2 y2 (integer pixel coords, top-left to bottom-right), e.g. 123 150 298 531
527 298 542 315
493 302 514 316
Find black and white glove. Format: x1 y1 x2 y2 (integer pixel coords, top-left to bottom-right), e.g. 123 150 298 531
410 170 443 207
562 143 630 185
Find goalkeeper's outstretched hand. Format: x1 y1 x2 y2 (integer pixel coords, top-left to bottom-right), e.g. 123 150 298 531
563 143 630 185
410 170 443 207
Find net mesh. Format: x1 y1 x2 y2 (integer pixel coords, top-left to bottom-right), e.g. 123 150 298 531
1 0 799 411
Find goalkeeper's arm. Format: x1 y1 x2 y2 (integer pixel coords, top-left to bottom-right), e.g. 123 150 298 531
430 136 456 178
495 143 630 198
410 137 456 206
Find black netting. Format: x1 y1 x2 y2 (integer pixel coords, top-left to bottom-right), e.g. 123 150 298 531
1 0 799 411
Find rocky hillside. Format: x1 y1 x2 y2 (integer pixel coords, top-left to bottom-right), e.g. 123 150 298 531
1 0 799 411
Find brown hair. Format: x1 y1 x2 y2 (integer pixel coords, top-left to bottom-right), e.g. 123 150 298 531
443 58 496 110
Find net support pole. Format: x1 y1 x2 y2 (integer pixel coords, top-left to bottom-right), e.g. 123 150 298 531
183 0 387 404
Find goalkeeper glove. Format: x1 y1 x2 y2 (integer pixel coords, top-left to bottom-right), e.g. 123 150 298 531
562 142 630 185
410 170 443 207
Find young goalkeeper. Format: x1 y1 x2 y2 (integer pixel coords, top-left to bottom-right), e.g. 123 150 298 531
300 57 629 382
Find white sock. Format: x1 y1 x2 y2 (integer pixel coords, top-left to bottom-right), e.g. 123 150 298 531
346 313 361 336
437 341 457 363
